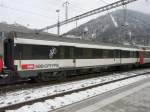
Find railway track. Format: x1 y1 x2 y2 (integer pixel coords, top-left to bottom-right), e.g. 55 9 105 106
0 70 114 94
1 68 150 112
0 67 148 94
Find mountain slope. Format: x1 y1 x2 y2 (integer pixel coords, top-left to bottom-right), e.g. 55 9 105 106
65 9 150 45
0 22 32 33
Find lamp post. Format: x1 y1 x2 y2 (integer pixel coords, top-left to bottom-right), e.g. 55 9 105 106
56 9 60 36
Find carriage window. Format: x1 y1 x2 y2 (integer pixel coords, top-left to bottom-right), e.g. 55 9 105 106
14 44 61 60
108 50 113 58
32 45 48 59
32 45 60 59
64 46 71 59
14 44 32 60
115 50 120 58
15 44 138 59
102 50 113 58
75 48 83 58
121 51 130 58
92 49 103 58
14 44 23 60
132 51 138 58
144 52 150 58
83 48 92 59
130 51 133 58
23 45 32 59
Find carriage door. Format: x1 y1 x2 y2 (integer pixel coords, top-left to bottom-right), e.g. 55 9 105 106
139 51 144 64
4 38 14 70
114 50 121 64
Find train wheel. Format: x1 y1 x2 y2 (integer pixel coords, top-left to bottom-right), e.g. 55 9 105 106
42 73 51 82
36 72 51 82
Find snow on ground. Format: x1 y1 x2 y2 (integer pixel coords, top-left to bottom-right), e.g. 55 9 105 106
110 14 118 28
0 74 126 108
1 69 150 109
6 73 150 112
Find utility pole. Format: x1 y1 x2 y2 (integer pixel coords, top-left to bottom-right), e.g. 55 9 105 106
56 9 60 36
121 0 127 44
76 20 78 28
63 1 70 21
39 0 138 32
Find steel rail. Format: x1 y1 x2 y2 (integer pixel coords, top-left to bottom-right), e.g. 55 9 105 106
0 70 149 112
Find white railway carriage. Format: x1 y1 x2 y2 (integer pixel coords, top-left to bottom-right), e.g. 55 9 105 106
0 31 150 82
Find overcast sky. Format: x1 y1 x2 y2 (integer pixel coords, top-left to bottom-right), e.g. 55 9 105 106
0 0 149 34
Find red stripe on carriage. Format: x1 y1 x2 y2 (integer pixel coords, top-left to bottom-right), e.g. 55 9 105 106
21 64 35 69
0 58 3 73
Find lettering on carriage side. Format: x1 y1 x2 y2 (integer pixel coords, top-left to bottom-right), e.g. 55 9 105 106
21 64 35 69
36 64 59 69
21 64 59 69
49 47 57 59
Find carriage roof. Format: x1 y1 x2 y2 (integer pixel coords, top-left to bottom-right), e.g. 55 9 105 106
5 31 141 51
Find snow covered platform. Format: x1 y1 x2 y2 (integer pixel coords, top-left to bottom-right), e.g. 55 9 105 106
52 77 150 112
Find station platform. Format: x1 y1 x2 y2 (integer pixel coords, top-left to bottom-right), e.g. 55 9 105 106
52 77 150 112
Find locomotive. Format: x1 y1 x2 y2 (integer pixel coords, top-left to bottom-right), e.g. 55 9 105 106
0 31 150 84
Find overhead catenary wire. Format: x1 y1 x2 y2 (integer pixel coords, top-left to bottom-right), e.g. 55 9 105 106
99 0 114 24
121 0 128 43
38 0 138 32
